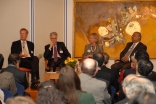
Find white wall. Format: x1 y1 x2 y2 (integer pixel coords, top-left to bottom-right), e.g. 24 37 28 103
0 0 30 67
34 0 64 82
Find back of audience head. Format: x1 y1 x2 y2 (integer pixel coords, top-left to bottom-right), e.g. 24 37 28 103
125 77 155 99
103 52 109 64
93 52 104 67
59 65 81 104
122 74 138 90
80 58 98 76
36 80 69 104
137 59 153 76
8 53 20 66
128 91 156 104
6 96 35 104
0 54 4 69
135 49 149 61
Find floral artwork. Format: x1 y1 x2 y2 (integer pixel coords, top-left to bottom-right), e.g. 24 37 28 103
74 0 156 58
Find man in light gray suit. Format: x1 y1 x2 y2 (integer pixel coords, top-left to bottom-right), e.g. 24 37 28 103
79 58 110 104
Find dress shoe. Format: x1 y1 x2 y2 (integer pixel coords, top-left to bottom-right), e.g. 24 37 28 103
31 83 39 90
31 77 40 84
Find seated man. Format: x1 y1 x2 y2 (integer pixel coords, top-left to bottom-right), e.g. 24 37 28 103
124 50 156 81
119 52 156 100
111 32 147 77
44 32 71 72
11 28 40 89
79 58 110 104
0 53 17 95
2 53 28 89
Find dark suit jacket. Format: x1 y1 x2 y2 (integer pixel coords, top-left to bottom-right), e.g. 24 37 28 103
11 40 34 58
124 69 156 81
2 65 28 89
44 42 71 62
96 66 112 85
120 42 147 61
96 66 119 92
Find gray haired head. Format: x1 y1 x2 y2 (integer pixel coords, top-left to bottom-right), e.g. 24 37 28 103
50 32 58 37
125 77 155 99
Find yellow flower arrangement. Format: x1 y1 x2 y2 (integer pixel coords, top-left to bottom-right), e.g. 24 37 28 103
64 57 78 68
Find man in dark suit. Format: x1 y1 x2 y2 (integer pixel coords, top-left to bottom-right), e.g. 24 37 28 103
11 28 40 89
44 32 71 72
111 32 147 73
3 53 28 89
124 50 156 81
119 51 156 101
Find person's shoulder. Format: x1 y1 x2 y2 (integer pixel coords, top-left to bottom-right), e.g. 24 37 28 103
12 40 20 44
2 71 13 76
85 44 90 47
101 66 111 71
98 44 103 47
45 44 50 47
139 42 146 46
78 91 96 104
26 41 34 44
79 92 94 99
93 77 107 85
57 42 65 44
127 42 133 44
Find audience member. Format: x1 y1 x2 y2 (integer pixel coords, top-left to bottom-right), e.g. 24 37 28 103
136 59 153 76
116 77 155 104
79 58 110 104
128 91 156 104
58 65 96 104
3 53 28 89
36 80 69 104
0 53 17 95
0 89 4 104
93 52 119 93
124 49 156 80
11 28 40 89
44 32 71 72
111 32 147 75
83 33 103 58
92 53 110 93
117 74 138 104
119 54 156 100
6 96 35 104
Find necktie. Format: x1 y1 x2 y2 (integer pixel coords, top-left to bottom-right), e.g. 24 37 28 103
125 43 135 57
54 46 58 62
23 41 28 55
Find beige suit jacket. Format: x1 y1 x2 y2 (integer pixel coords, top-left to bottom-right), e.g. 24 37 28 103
83 44 104 57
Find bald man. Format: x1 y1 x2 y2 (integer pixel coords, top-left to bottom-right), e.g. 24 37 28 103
79 58 110 104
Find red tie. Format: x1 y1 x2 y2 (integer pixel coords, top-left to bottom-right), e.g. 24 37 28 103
54 46 58 62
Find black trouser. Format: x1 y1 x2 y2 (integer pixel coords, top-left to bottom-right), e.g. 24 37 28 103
111 61 131 91
21 56 39 82
111 61 131 71
48 58 65 72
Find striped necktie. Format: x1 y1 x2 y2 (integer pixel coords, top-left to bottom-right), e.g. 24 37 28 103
125 43 135 57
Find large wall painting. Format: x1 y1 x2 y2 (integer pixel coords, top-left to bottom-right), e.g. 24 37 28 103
74 0 156 59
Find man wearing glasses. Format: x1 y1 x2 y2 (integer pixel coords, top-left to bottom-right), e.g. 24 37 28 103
44 32 71 72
